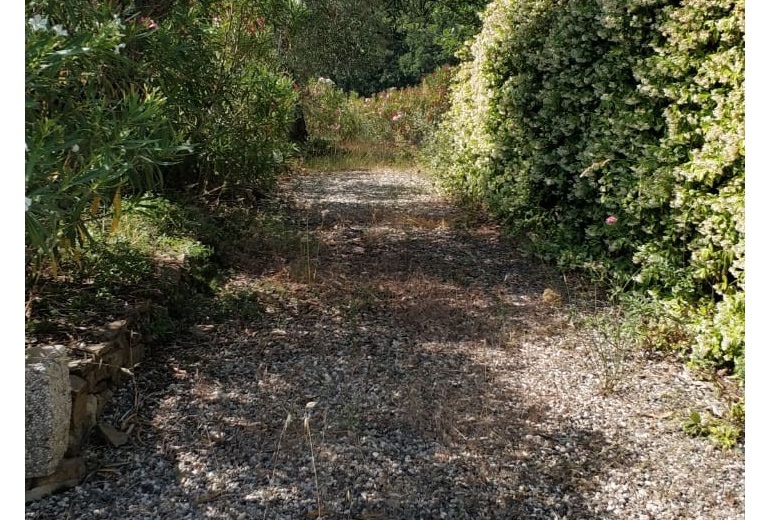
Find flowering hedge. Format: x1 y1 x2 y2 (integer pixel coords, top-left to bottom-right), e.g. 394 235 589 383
428 0 744 377
25 1 184 271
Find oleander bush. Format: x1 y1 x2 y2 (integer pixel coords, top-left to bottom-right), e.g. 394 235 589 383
428 0 744 379
25 0 186 272
25 0 299 274
140 0 298 193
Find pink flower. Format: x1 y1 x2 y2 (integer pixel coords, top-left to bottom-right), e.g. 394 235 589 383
141 17 158 30
605 215 617 224
391 113 403 122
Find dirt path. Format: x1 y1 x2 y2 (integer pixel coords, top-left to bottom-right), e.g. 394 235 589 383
26 168 744 519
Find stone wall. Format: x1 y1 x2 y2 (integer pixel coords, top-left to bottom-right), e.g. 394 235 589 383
25 319 144 502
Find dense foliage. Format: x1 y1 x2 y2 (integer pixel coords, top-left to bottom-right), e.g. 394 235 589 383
300 66 453 152
285 0 487 94
428 0 744 378
143 0 300 192
25 0 298 271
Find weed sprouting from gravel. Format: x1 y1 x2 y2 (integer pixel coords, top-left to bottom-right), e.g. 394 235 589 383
304 401 323 519
579 307 641 394
262 412 293 520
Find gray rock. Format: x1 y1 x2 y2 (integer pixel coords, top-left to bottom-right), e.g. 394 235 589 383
96 422 129 447
25 457 86 502
25 345 71 479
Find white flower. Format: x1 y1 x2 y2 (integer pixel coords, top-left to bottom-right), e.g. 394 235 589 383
114 43 126 54
52 24 68 37
71 144 80 153
113 15 125 29
25 197 32 212
27 14 49 32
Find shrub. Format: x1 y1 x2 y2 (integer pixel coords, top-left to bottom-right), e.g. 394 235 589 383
25 0 186 272
135 0 298 194
25 0 300 273
429 0 744 378
301 65 454 154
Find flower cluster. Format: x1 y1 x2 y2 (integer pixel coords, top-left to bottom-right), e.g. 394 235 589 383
27 15 68 36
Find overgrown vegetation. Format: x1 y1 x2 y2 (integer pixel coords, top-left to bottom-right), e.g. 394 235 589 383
24 189 298 349
426 0 744 447
26 0 744 452
25 0 299 274
297 66 454 167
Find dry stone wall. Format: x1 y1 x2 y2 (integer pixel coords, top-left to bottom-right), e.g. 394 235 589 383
25 319 144 502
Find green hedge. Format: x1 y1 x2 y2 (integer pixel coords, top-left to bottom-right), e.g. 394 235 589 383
428 0 744 378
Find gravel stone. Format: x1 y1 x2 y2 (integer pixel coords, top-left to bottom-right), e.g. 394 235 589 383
25 168 744 519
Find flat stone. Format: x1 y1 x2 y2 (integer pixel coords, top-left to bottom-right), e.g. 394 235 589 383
69 374 87 394
100 320 127 341
25 457 86 502
83 343 110 356
68 388 90 455
67 359 95 385
96 422 129 447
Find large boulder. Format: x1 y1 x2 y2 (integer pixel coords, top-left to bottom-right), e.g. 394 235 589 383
25 345 71 479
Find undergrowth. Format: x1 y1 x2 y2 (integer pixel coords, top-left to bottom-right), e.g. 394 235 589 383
295 141 418 172
561 277 744 449
24 191 296 350
295 67 453 170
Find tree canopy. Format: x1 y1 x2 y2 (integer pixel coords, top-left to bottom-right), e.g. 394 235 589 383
283 0 488 94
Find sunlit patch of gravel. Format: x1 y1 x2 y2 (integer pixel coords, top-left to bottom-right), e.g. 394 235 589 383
26 167 743 520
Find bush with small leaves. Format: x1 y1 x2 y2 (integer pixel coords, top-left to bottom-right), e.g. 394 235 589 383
428 0 744 380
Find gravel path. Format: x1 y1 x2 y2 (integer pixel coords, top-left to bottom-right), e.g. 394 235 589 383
26 168 744 519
